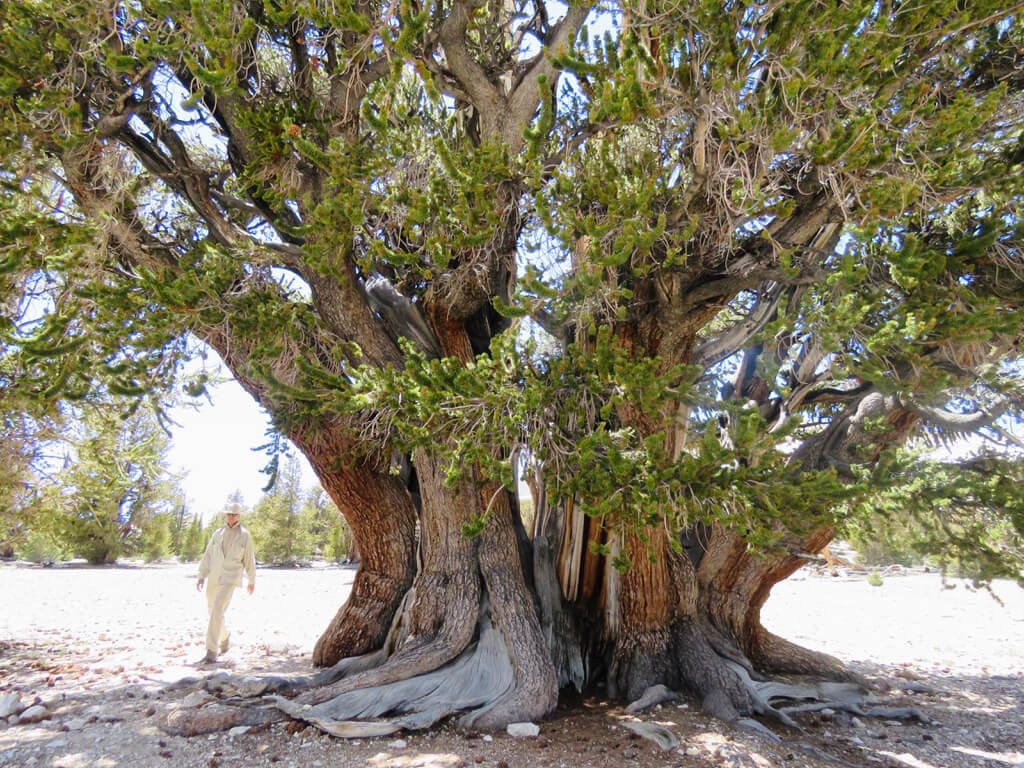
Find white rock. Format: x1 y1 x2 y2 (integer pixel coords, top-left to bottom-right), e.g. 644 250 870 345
685 747 700 757
64 718 88 731
387 739 407 749
851 716 866 729
182 691 214 708
18 706 50 724
0 694 21 719
228 726 250 738
482 735 493 743
506 722 540 738
45 738 68 749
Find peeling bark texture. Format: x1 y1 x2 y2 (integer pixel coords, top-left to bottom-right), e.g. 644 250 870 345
272 602 515 736
293 450 485 710
23 0 1012 748
598 530 760 715
537 517 892 737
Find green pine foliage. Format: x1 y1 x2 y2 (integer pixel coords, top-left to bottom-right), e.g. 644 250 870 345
248 456 315 565
847 448 1024 585
325 522 353 563
8 401 188 563
179 515 205 562
167 498 192 556
141 512 173 562
304 486 350 560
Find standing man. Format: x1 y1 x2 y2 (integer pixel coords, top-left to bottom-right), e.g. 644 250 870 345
196 503 256 663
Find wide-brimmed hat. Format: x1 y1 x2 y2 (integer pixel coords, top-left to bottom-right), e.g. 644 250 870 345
225 503 245 516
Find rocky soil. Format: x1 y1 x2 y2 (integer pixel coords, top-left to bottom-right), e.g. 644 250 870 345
0 560 1022 768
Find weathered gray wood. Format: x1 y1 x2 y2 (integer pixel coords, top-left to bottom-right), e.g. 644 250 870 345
533 533 585 691
622 720 680 751
625 684 678 713
267 606 516 737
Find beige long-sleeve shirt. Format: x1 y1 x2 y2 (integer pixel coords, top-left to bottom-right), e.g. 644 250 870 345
198 523 256 588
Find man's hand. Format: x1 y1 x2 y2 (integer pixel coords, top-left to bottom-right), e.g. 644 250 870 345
196 578 205 592
247 583 255 595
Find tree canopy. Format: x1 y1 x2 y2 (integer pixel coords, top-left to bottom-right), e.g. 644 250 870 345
1 0 1022 740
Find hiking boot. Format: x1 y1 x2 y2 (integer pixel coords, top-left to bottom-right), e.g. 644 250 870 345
201 650 217 664
219 635 230 654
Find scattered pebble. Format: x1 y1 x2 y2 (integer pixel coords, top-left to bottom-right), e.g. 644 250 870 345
506 722 540 738
0 695 21 719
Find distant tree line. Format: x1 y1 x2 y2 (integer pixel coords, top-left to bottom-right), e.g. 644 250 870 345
0 399 352 565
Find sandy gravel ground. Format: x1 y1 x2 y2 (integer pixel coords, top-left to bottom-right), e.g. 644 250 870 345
0 561 1022 768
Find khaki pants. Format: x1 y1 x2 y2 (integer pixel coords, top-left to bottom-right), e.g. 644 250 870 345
205 581 236 655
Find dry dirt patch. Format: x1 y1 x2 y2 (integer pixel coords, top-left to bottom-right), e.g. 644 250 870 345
0 561 1022 768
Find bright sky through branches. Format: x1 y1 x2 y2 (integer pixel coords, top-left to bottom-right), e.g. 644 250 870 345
167 374 317 523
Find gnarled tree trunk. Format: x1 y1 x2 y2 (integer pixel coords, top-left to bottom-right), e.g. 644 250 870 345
308 458 417 667
267 314 559 734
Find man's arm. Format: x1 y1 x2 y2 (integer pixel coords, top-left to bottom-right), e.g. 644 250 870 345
244 531 256 594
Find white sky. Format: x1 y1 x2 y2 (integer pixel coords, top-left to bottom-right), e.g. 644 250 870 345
166 376 317 523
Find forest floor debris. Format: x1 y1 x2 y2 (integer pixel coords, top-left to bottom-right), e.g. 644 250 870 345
0 561 1021 768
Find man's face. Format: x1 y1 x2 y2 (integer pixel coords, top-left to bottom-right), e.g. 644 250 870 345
226 513 241 527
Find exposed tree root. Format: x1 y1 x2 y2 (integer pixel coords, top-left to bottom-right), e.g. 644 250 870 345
266 605 516 737
625 683 677 713
160 593 546 739
161 702 284 736
615 618 930 753
293 574 480 709
752 629 871 687
311 569 412 667
201 587 421 701
203 647 389 699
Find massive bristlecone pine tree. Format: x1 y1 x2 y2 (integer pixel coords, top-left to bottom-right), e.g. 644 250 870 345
2 0 1023 740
